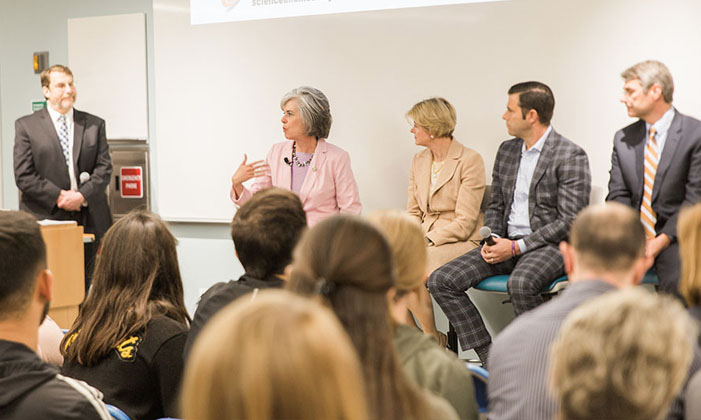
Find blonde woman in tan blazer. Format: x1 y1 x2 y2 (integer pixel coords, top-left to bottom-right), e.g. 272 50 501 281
406 98 486 342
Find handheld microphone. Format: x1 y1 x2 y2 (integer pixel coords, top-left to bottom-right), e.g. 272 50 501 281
479 226 496 246
78 172 91 208
283 157 291 166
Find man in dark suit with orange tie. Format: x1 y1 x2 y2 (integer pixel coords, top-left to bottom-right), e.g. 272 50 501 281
14 65 112 288
607 60 701 297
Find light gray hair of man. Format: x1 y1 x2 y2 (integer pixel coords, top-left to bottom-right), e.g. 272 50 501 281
280 86 332 139
550 287 696 420
621 60 674 103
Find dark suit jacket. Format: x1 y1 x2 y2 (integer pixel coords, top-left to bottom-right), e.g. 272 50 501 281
607 110 701 241
14 107 112 238
485 129 591 251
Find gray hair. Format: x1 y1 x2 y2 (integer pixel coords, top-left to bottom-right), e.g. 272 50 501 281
280 86 332 139
621 60 674 103
550 288 695 420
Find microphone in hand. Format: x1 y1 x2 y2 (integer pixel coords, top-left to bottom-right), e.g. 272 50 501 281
479 226 496 246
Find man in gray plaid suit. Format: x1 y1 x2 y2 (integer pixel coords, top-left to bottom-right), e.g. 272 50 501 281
427 81 591 366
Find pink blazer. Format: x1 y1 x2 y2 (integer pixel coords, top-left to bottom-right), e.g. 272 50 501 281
231 139 362 226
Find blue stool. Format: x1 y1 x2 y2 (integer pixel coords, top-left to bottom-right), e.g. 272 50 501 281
106 404 131 420
475 269 658 295
475 274 569 295
641 268 660 287
466 364 489 413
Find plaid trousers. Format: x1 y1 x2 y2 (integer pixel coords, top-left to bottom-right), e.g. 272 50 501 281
427 244 564 351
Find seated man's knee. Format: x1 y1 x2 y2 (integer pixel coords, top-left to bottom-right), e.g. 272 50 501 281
428 252 481 294
427 267 450 294
507 273 541 297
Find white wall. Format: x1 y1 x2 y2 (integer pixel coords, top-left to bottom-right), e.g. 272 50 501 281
152 0 701 222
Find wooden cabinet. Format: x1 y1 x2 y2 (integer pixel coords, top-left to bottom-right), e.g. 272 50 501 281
40 222 85 329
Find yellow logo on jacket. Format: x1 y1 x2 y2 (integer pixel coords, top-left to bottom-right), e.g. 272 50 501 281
116 335 142 362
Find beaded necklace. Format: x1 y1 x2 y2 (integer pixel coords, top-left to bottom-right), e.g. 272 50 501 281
290 141 314 167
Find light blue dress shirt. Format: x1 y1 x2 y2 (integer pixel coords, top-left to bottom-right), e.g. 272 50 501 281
645 106 675 156
507 125 552 253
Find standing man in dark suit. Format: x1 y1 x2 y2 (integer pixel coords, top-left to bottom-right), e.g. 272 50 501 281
14 65 112 288
427 82 591 366
607 60 701 297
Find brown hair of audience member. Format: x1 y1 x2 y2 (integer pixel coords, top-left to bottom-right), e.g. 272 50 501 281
182 289 368 420
567 202 646 274
288 215 434 420
550 288 695 420
0 211 47 320
406 97 457 139
231 187 307 279
367 210 427 298
61 210 190 365
679 203 701 306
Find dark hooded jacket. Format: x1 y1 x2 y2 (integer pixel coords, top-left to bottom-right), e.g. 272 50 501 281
0 339 110 420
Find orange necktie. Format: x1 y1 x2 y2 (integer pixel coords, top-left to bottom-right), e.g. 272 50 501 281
640 128 658 238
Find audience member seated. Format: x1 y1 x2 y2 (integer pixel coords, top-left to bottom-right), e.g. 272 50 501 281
679 202 701 343
685 371 701 420
288 215 459 420
405 97 486 343
369 210 478 420
61 210 190 420
182 289 368 420
550 288 695 420
183 187 306 360
488 203 649 419
428 81 591 366
0 210 110 419
677 202 701 419
38 315 65 366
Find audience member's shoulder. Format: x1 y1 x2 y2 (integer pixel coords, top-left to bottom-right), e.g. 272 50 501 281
492 299 559 346
200 280 241 303
198 278 266 313
8 374 110 420
147 315 188 339
422 390 460 420
395 324 463 370
686 369 701 420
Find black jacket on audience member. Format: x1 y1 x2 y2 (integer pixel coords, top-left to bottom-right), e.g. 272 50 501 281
0 340 110 420
61 316 187 420
183 274 284 360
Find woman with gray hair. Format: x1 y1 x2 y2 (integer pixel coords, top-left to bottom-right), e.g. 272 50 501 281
230 86 361 226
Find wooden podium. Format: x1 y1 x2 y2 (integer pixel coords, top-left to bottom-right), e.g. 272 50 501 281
40 221 85 329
